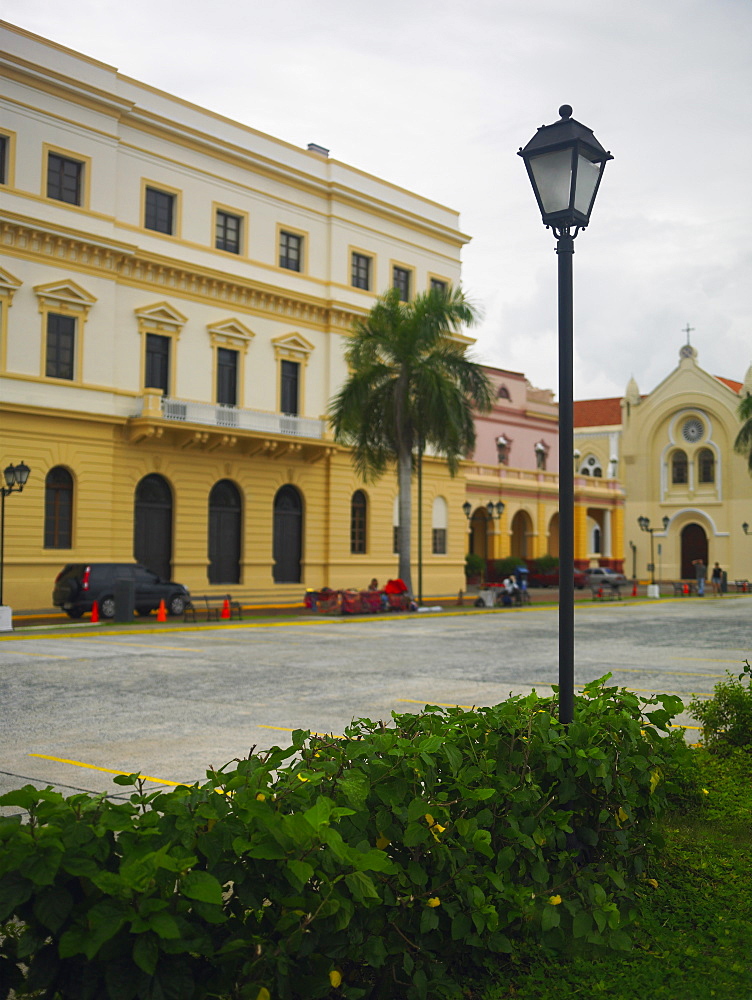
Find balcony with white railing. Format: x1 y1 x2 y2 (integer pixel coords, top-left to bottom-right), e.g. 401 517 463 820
159 397 325 439
130 391 327 443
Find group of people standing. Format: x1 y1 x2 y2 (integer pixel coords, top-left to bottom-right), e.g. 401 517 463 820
693 559 724 596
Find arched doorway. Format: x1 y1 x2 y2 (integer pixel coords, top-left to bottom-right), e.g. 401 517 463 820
469 508 491 561
134 474 173 580
208 480 241 584
681 522 708 579
273 485 302 583
547 513 560 558
510 510 532 559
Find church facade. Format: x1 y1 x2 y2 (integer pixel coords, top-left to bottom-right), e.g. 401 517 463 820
575 345 752 585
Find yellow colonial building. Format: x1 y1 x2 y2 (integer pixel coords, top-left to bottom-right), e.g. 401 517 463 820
575 344 752 584
0 21 471 611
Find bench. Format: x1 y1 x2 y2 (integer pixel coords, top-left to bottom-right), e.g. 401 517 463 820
732 579 749 593
590 584 622 601
671 581 696 596
184 595 225 622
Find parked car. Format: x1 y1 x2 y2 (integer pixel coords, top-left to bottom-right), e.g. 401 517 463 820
585 567 628 588
53 563 190 619
527 567 587 589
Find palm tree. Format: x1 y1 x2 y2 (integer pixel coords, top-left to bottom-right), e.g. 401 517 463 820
734 391 752 473
329 285 493 594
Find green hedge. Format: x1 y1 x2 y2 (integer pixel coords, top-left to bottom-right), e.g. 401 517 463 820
0 678 687 1000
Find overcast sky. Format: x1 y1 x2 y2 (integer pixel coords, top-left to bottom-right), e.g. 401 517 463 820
5 0 751 400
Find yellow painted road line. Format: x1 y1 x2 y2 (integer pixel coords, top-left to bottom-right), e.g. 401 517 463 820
259 725 341 738
28 754 185 787
605 667 726 678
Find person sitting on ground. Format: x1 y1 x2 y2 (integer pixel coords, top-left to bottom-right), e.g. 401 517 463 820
368 578 379 591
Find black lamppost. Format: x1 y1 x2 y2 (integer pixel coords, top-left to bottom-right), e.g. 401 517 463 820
638 515 670 586
519 106 612 724
743 523 750 535
1 461 31 607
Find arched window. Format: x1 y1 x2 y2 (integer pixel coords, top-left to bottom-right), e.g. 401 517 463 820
432 497 448 554
208 480 242 583
44 467 73 548
350 490 367 554
582 454 602 477
671 450 688 485
698 448 715 484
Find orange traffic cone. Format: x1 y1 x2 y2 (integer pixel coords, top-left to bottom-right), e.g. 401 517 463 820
221 598 231 620
632 580 637 597
156 599 167 622
91 601 99 623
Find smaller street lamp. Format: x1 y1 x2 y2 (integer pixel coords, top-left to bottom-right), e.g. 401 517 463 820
486 500 505 520
743 523 750 535
638 515 669 596
462 501 472 521
1 461 31 620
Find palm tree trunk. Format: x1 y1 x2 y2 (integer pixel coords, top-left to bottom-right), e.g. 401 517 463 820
397 447 413 594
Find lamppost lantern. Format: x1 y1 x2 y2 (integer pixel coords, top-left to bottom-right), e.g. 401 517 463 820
662 515 670 531
485 500 505 520
462 501 472 520
743 522 750 535
518 105 613 236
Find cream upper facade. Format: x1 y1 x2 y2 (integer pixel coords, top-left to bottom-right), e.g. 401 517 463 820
575 344 752 584
0 21 472 610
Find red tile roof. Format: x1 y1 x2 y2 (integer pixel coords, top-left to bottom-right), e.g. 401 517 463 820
573 398 623 427
715 376 742 393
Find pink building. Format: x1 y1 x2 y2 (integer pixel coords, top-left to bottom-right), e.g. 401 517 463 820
472 366 559 471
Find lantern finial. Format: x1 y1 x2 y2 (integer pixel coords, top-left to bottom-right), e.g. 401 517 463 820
559 104 573 119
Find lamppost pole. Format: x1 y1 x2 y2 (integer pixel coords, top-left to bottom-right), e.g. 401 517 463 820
519 106 612 724
557 232 575 725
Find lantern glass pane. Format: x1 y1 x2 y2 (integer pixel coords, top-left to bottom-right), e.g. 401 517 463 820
529 148 573 214
574 155 601 215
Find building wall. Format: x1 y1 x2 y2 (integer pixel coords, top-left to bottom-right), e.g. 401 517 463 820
0 21 470 610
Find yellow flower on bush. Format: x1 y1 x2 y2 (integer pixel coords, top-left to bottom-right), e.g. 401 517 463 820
424 813 435 826
376 834 390 850
256 989 270 1000
548 895 562 905
702 788 709 795
256 793 266 801
297 774 308 783
649 769 661 794
426 897 441 908
646 878 659 888
329 970 342 988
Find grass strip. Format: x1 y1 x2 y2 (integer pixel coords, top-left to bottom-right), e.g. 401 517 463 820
478 748 752 1000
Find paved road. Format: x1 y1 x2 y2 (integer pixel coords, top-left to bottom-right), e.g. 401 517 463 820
1 597 749 811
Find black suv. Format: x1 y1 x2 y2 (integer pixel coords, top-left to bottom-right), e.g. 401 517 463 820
53 563 190 619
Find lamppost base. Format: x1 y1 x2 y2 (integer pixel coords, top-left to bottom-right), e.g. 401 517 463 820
0 605 13 632
647 584 661 599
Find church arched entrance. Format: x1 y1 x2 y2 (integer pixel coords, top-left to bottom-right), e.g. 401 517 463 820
681 522 707 579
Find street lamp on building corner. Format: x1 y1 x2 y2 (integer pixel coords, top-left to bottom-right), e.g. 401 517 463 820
1 461 31 629
519 106 612 725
